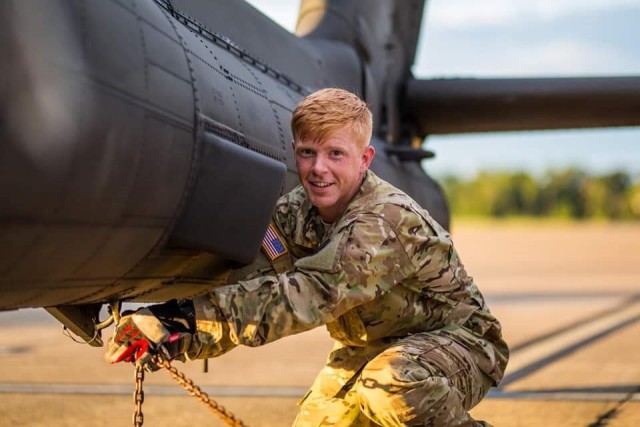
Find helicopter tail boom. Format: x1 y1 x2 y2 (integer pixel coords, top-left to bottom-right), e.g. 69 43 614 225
405 76 640 136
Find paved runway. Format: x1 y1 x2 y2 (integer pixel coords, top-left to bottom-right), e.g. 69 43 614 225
1 221 639 426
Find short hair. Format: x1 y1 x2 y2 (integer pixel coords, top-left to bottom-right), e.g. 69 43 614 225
291 88 372 147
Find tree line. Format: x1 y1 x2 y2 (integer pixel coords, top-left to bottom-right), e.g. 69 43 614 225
438 169 640 220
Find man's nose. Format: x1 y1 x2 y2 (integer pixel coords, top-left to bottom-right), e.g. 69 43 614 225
312 154 328 174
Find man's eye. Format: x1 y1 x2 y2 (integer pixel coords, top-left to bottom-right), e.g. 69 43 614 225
330 150 343 158
298 149 314 157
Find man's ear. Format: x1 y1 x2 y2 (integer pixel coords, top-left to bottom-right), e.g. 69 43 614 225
360 145 376 172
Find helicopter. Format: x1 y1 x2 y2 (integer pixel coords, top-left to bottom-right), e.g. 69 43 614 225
1 0 639 346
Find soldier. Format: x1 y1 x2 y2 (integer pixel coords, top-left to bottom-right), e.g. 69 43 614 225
106 88 509 426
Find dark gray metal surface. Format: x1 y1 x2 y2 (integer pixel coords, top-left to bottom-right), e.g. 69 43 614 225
0 0 441 313
405 77 640 135
1 0 197 309
170 131 287 263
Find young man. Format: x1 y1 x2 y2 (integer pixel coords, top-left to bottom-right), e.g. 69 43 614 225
106 88 509 426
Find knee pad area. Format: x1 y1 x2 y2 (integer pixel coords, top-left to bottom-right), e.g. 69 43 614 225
355 353 463 426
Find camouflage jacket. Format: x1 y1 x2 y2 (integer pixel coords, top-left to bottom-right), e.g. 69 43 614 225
190 171 508 385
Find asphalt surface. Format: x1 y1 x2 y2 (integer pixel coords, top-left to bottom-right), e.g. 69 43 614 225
1 221 638 426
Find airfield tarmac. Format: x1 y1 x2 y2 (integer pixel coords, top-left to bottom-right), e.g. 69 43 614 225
0 221 639 426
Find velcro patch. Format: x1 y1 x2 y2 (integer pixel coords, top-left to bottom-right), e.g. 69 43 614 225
261 223 288 261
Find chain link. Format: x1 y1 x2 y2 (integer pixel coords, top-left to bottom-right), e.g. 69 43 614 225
132 356 247 427
133 365 145 427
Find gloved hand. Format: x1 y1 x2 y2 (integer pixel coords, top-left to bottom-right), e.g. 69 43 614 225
105 300 196 370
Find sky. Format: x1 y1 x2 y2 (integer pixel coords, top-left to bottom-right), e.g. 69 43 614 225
245 0 640 179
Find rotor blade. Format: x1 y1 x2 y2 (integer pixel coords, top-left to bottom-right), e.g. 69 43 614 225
405 77 640 136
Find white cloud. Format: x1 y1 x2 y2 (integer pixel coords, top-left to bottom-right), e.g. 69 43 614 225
496 40 627 76
245 0 299 32
533 0 640 20
425 0 518 28
414 34 631 77
427 0 640 29
415 0 640 78
416 39 634 78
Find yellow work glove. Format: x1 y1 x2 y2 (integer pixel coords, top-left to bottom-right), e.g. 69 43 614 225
105 300 195 370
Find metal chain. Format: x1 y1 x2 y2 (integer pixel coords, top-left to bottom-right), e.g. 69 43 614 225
132 356 247 427
133 365 145 427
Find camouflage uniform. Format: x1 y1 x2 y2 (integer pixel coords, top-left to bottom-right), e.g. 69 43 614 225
188 171 509 426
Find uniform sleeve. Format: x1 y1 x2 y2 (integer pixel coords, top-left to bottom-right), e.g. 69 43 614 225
272 192 294 236
188 213 415 359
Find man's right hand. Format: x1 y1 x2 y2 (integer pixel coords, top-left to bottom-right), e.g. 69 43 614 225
105 300 196 369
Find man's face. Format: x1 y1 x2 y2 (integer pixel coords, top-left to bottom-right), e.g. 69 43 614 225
294 127 375 223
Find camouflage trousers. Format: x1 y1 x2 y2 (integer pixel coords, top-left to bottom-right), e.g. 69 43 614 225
293 332 494 426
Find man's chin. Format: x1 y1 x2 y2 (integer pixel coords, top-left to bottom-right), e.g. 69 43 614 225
308 195 336 210
310 198 333 207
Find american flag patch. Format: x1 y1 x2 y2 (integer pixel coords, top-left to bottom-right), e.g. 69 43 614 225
261 223 288 261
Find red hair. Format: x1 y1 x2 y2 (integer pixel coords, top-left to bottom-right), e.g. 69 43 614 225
291 88 372 147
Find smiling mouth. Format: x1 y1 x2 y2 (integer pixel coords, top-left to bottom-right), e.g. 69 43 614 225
310 181 332 188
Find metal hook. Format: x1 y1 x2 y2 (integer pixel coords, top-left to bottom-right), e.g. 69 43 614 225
94 300 123 333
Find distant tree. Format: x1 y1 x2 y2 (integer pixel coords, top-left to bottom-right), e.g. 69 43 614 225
583 178 608 218
492 172 538 216
630 182 640 219
436 168 639 221
535 169 589 219
600 172 632 219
